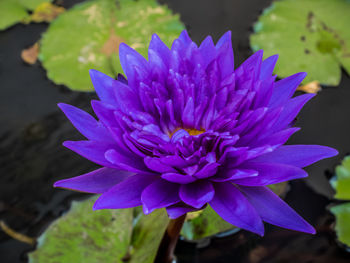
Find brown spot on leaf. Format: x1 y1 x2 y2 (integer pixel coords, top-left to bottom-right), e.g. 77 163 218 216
21 43 39 65
300 36 306 42
304 48 311 54
101 30 125 56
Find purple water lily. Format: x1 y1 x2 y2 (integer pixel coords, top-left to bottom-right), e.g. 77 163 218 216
54 31 337 235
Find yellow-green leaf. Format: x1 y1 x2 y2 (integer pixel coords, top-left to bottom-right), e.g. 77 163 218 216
250 0 350 86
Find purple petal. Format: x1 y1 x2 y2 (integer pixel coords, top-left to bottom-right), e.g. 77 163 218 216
141 179 180 214
119 43 149 88
238 50 263 80
194 163 220 179
269 72 307 108
161 173 196 184
239 186 315 234
216 30 232 49
253 127 300 147
54 168 132 193
144 156 177 173
93 174 158 209
182 97 195 128
211 169 258 182
149 34 171 67
233 162 307 186
178 30 192 46
209 182 264 235
259 54 278 80
91 100 118 128
113 80 142 112
252 145 338 168
199 35 216 68
89 69 116 105
179 181 215 208
104 149 148 173
216 41 234 79
63 140 115 167
58 103 111 141
166 203 196 219
272 94 315 131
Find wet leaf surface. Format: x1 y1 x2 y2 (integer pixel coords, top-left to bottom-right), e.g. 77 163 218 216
250 0 350 86
39 0 184 91
28 198 169 263
28 197 133 263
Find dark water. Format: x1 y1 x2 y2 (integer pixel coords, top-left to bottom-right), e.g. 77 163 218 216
0 0 349 262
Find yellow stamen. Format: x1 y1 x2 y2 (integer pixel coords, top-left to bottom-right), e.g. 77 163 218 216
169 128 206 138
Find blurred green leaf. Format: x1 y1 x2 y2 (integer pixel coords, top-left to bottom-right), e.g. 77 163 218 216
332 156 350 200
0 0 51 30
28 197 169 263
330 156 350 247
250 0 350 86
181 206 234 241
330 203 350 247
39 0 185 91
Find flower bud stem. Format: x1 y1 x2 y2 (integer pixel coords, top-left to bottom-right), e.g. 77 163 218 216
155 214 187 263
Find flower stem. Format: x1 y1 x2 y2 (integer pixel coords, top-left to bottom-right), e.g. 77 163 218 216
155 214 186 263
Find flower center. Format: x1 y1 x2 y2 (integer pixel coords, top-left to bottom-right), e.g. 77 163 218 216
169 128 206 138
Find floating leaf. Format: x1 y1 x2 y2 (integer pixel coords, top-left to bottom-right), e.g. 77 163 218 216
21 43 40 65
332 156 350 200
181 206 234 241
0 0 51 30
330 156 350 247
330 203 350 247
129 209 169 263
39 0 185 91
250 0 350 86
28 197 169 263
28 197 133 263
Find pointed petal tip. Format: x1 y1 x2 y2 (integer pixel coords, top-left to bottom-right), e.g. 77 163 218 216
53 180 62 188
57 102 66 109
92 202 101 211
88 68 102 79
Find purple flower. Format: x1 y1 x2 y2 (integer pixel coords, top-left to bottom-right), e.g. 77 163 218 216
54 31 337 236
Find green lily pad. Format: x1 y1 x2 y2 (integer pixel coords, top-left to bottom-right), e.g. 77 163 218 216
250 0 350 86
39 0 185 91
28 197 169 263
330 156 350 247
129 208 169 263
181 206 234 241
330 203 350 247
332 156 350 200
0 0 51 30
